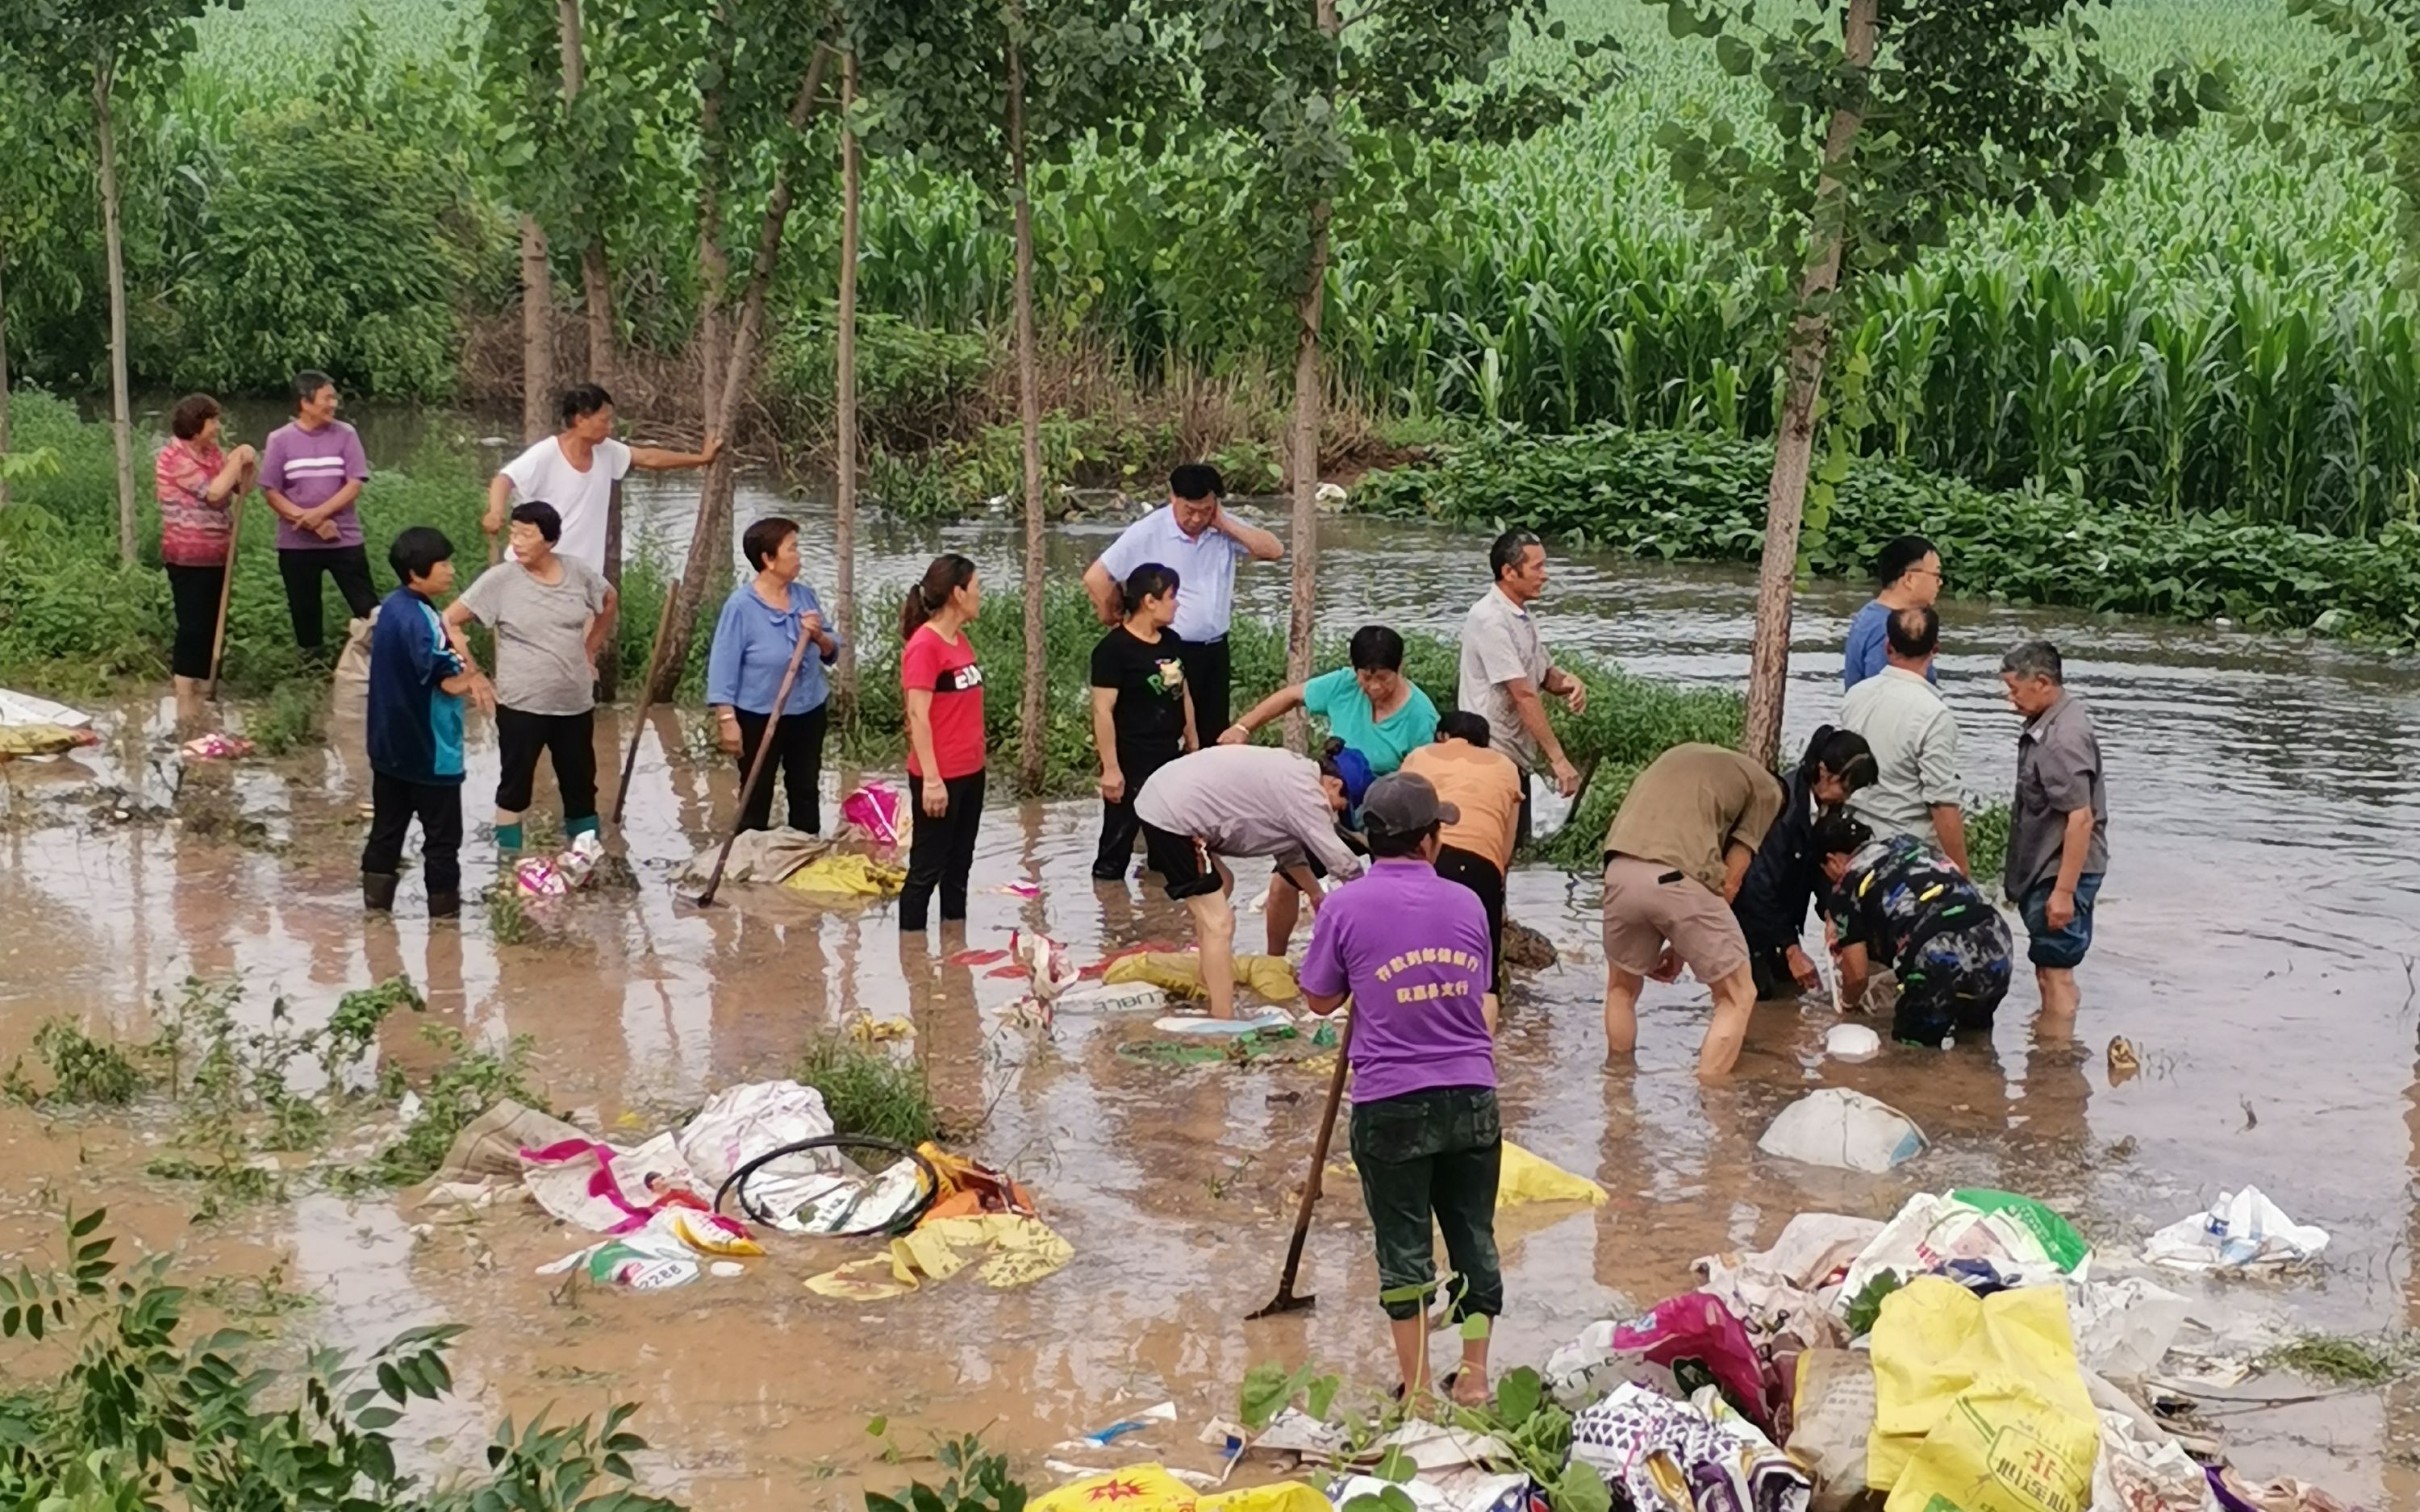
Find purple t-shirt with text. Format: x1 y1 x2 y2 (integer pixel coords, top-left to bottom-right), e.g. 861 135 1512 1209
261 419 370 550
1300 857 1496 1104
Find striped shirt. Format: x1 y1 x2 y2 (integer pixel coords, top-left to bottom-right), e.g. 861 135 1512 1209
261 419 369 551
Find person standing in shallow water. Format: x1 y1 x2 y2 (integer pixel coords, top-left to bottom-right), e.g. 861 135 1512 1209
257 369 377 660
1457 529 1588 846
2000 639 2109 1023
706 515 841 835
1089 563 1195 882
899 554 986 933
1842 534 1942 689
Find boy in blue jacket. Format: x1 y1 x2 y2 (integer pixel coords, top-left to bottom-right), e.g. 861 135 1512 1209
363 527 491 916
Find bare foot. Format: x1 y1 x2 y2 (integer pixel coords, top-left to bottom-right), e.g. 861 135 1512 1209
1449 1374 1490 1410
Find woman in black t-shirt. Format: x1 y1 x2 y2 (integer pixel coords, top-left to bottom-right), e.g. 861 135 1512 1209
1089 563 1197 881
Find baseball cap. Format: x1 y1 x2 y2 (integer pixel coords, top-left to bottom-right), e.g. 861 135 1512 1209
1360 771 1458 839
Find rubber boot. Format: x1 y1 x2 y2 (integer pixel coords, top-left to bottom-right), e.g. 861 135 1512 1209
428 888 461 919
362 872 400 912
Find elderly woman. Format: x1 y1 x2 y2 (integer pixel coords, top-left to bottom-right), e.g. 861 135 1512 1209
706 515 841 834
1220 624 1437 773
156 394 257 723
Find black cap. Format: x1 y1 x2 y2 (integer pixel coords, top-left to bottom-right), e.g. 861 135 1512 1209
1360 772 1458 839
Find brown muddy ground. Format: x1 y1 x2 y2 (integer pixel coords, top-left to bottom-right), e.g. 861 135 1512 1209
4 525 2420 1509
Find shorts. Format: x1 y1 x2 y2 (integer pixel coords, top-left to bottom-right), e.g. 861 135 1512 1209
1141 822 1223 902
2020 872 2104 969
1894 915 2014 1046
1600 855 1750 984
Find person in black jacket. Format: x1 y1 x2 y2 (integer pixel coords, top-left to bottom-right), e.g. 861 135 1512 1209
1732 726 1876 1001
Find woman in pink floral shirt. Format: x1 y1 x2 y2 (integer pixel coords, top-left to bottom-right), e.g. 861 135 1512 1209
155 393 257 719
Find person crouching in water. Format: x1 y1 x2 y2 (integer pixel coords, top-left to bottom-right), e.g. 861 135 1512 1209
1133 740 1371 1018
1815 810 2013 1046
1300 771 1499 1406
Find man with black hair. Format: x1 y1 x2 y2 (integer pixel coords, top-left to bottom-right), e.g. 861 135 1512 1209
1300 770 1500 1407
1843 534 1943 689
1457 528 1588 844
1814 810 2013 1046
364 527 488 918
2001 639 2108 1020
484 383 724 577
259 369 378 658
1841 603 1968 873
1083 462 1283 734
447 501 614 856
1401 712 1522 1012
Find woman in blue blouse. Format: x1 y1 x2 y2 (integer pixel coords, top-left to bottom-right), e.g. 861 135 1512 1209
707 516 842 833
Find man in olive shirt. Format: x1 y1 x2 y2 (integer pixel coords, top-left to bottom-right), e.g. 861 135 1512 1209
1598 743 1786 1079
2000 640 2109 1021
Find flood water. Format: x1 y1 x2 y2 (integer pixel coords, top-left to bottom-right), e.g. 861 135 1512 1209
6 463 2420 1508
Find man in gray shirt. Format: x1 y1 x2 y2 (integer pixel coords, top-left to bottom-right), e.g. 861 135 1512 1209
1456 530 1588 844
446 501 615 856
2000 639 2109 1021
1135 743 1371 1021
1840 605 1967 874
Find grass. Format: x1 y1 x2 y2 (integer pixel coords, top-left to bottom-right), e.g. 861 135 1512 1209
2263 1333 2414 1386
796 1033 942 1148
246 678 324 756
2 1022 149 1107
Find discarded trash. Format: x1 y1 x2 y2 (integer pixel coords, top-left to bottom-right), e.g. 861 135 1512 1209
1697 1212 1883 1351
841 781 903 847
782 852 907 897
2207 1466 2358 1512
2109 1035 2143 1085
1106 950 1300 1003
1059 1401 1178 1451
1030 1465 1327 1512
1570 1382 1810 1512
1824 1023 1881 1061
519 1132 711 1233
2145 1187 2330 1272
1786 1349 1879 1511
2067 1275 2191 1379
0 723 98 760
845 1011 915 1043
1869 1278 2097 1512
2095 1410 2216 1512
587 1243 699 1289
0 688 93 729
181 732 255 760
1012 929 1083 1001
1496 1141 1608 1207
678 1080 836 1192
433 1100 587 1182
1610 1292 1781 1433
995 879 1041 898
1154 1012 1295 1037
802 1212 1073 1301
1839 1189 2092 1306
1758 1088 1926 1173
1052 982 1172 1016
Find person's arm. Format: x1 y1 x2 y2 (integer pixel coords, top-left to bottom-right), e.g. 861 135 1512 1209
1223 683 1304 744
436 598 496 711
905 689 947 814
802 586 840 664
1720 839 1756 902
1931 806 1971 876
629 435 724 471
1541 664 1587 715
707 595 747 750
1181 683 1200 752
1091 688 1124 800
303 477 365 529
2045 806 2094 928
1081 560 1123 626
483 471 515 540
583 593 615 668
1504 678 1577 793
1211 506 1283 561
1299 903 1347 1014
203 446 256 504
1293 787 1364 882
1919 709 1967 873
1835 941 1871 1008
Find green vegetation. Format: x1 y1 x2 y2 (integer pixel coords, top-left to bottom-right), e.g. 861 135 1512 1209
2263 1332 2414 1386
344 1023 542 1189
1966 802 2013 893
1358 425 2420 643
862 1435 1026 1512
2 1020 148 1106
0 1208 685 1510
797 1033 942 1148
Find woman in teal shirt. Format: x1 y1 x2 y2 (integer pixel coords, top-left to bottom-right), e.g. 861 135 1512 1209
1220 624 1439 773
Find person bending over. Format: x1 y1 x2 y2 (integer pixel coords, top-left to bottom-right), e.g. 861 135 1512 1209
1732 725 1876 1001
1817 811 2013 1047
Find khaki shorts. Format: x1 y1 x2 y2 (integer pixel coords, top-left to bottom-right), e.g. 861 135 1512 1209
1600 855 1750 984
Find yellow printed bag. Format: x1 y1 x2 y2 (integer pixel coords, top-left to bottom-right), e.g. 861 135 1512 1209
1869 1277 2098 1512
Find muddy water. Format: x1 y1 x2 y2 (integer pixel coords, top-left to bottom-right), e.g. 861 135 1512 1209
6 474 2420 1508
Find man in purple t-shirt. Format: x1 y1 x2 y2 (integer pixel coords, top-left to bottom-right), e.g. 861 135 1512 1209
259 369 377 657
1300 770 1500 1409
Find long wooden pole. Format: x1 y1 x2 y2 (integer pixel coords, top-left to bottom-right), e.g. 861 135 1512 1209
1247 1008 1354 1319
695 606 818 906
204 498 240 701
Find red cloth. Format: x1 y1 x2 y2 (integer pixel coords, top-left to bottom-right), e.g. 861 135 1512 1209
155 439 232 567
900 623 985 779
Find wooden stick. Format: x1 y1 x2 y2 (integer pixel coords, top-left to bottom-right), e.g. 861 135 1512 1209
204 497 240 701
694 598 818 906
611 576 686 825
1247 1008 1354 1319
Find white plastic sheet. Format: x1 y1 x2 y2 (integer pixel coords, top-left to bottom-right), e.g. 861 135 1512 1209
2144 1187 2329 1272
1758 1088 1927 1173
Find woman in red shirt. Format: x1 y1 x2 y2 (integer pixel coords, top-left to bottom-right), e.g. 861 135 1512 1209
154 394 257 723
899 552 985 932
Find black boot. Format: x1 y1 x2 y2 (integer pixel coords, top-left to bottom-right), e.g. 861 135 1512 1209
428 888 462 919
363 872 400 912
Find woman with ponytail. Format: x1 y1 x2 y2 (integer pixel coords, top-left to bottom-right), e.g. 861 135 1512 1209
899 553 985 931
1732 724 1879 1001
1088 562 1195 881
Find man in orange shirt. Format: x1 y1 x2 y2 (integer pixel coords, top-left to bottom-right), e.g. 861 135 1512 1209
1400 712 1523 1021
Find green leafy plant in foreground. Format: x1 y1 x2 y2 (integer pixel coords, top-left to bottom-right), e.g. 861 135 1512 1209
864 1434 1027 1512
3 1019 149 1106
797 1033 942 1147
0 1207 685 1510
1842 1270 1905 1339
339 1023 541 1189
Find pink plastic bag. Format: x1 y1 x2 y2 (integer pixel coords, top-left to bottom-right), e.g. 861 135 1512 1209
1611 1293 1781 1435
841 781 903 847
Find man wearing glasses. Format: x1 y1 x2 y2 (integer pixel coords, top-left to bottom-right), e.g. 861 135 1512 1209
1842 535 1943 689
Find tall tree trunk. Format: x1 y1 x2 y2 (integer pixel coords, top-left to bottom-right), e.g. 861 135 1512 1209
0 251 12 511
646 44 830 703
1008 27 1048 796
519 216 553 444
559 0 623 694
1283 0 1341 752
835 51 862 722
94 59 136 564
1742 0 1877 766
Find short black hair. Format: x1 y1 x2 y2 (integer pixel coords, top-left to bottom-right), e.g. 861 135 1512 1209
743 514 799 572
1170 463 1222 502
389 526 454 587
1810 810 1872 859
292 369 335 410
1366 819 1439 860
1347 624 1405 673
1886 604 1939 660
169 393 221 441
559 383 614 427
511 500 563 544
1437 710 1491 747
1120 562 1180 616
1874 535 1938 588
1488 528 1542 583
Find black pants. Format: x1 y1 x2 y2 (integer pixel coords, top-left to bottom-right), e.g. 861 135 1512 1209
902 771 985 931
1093 738 1179 880
1351 1086 1503 1322
1435 845 1507 993
362 772 464 893
1176 635 1231 735
1514 771 1534 850
277 545 380 652
165 563 225 680
494 706 598 822
1747 943 1801 1002
734 703 828 834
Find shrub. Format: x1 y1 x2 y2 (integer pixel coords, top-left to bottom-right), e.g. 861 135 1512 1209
765 308 995 452
797 1033 941 1148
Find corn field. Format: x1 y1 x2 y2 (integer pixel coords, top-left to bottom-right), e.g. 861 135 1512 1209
169 0 2420 538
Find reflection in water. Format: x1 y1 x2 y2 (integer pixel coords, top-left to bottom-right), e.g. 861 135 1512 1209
1 498 2418 1506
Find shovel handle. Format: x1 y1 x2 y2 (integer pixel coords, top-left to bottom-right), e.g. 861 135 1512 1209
1254 1009 1354 1316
